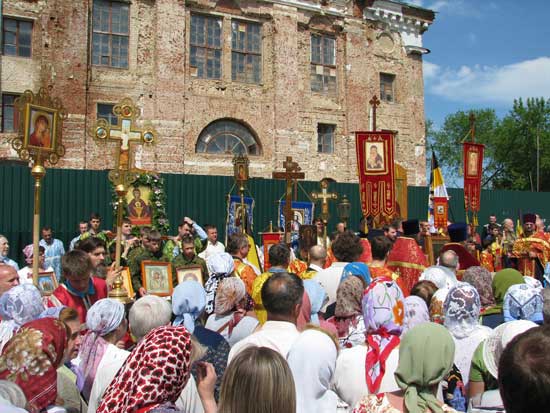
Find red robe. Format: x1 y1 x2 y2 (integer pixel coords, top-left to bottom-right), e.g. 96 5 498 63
48 277 108 323
368 265 409 297
512 233 550 278
439 243 480 272
386 237 428 296
358 238 373 264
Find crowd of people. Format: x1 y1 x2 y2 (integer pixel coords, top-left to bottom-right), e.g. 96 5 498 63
0 211 548 413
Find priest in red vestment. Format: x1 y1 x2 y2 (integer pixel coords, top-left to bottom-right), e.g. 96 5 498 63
512 213 550 281
440 223 480 272
386 219 428 296
48 250 108 323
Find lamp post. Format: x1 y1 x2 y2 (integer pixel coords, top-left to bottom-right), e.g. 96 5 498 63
337 194 351 230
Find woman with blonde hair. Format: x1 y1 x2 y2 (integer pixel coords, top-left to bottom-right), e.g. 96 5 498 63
216 346 296 413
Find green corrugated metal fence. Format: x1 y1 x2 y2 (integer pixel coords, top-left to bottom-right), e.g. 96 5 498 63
2 162 550 266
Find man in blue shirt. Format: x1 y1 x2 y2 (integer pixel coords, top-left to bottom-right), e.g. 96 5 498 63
0 235 19 270
40 226 65 280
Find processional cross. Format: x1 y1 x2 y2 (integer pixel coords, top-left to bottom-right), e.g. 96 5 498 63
272 156 305 244
369 95 381 131
311 178 338 247
91 98 157 302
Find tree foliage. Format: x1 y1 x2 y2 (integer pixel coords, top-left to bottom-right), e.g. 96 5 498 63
427 98 550 191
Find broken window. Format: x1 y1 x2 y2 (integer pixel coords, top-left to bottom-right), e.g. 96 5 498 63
380 73 396 103
317 123 335 153
2 18 32 57
196 119 261 155
311 34 336 95
190 14 222 79
231 21 261 84
92 0 129 68
1 93 20 132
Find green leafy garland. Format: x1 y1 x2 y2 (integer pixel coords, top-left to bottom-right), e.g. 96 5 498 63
111 173 170 235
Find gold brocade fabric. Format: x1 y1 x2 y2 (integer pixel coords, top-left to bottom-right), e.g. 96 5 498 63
512 235 550 277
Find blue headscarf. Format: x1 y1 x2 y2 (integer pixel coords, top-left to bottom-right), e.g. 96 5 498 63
172 281 206 333
303 280 327 325
341 262 371 287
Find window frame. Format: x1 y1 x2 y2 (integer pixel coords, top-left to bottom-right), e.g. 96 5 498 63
380 72 396 103
317 123 335 154
196 119 262 156
231 19 262 85
189 13 223 80
96 102 118 126
1 93 21 133
91 0 130 69
2 17 33 58
310 33 337 95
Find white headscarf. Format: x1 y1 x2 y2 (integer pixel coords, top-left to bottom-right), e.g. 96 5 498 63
204 253 235 314
287 329 339 413
420 265 458 289
172 281 206 333
0 284 44 353
443 282 482 339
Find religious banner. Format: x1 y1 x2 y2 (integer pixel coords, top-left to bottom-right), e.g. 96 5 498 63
355 131 396 218
226 195 254 237
261 232 284 271
433 197 448 229
463 142 484 212
277 201 314 231
110 173 170 235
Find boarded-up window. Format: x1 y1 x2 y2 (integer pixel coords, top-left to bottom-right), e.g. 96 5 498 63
92 0 129 68
231 21 261 84
190 14 222 79
311 34 336 94
380 73 396 103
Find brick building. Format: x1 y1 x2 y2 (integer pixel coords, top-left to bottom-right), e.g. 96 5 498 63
0 0 434 184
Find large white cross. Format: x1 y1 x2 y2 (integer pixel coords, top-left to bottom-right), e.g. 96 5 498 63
110 119 142 151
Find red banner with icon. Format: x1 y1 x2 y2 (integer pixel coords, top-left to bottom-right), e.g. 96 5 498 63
355 131 396 219
433 197 448 229
463 142 484 212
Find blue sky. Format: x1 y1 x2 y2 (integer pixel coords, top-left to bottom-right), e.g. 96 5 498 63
415 0 550 128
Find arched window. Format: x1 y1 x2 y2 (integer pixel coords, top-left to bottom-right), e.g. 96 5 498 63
196 119 261 155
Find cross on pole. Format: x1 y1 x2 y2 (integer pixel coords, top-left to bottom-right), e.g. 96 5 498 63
272 156 305 244
311 178 338 247
369 95 381 131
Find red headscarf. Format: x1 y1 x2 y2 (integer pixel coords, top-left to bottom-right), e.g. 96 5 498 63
97 325 193 413
0 318 67 413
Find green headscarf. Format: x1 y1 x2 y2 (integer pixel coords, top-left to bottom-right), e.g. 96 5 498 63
483 268 524 316
394 322 455 413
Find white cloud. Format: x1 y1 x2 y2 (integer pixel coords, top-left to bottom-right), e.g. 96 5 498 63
424 0 483 17
407 0 424 6
423 57 550 105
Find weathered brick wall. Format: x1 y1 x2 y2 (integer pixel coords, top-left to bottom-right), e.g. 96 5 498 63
0 0 431 186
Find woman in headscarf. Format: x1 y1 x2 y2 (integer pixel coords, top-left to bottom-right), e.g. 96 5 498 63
420 266 458 290
443 283 492 389
0 284 45 353
303 279 336 335
17 244 51 284
97 325 197 413
429 288 450 324
287 328 339 413
76 298 128 401
403 295 430 332
331 275 367 348
205 277 259 347
333 279 405 408
172 280 230 401
462 266 495 313
502 283 543 324
204 253 235 315
0 318 68 413
479 268 524 328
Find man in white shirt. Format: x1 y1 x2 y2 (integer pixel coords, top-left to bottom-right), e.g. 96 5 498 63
198 225 225 262
313 231 364 312
228 272 304 363
87 296 205 413
308 245 327 273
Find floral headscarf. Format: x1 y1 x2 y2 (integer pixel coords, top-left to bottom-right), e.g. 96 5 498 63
335 276 365 318
503 284 543 324
172 281 206 333
0 284 45 353
483 268 525 316
0 318 67 413
78 298 125 400
214 277 246 315
97 325 193 413
429 288 449 324
462 266 495 309
204 253 235 314
403 295 430 332
362 279 405 394
443 282 482 339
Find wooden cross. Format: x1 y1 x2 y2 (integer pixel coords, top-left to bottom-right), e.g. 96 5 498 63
469 112 476 143
272 156 305 243
369 95 381 131
311 178 338 247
